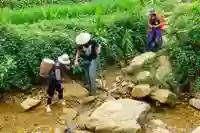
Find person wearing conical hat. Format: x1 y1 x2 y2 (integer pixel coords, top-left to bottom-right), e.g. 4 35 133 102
74 33 101 96
46 54 71 112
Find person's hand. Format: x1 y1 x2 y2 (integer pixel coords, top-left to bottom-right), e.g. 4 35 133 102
149 24 153 29
74 61 79 67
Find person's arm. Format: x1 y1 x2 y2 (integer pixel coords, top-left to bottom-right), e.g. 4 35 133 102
74 49 80 64
96 44 101 55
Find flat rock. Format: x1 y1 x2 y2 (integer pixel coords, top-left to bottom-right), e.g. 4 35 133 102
86 99 150 133
79 96 97 104
63 83 89 98
20 98 41 111
192 126 200 133
189 98 200 110
131 84 151 98
145 119 170 133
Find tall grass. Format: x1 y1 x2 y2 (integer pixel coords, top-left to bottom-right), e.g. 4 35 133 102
0 0 139 24
0 0 85 9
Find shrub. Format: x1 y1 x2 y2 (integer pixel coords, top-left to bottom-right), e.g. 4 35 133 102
166 2 200 92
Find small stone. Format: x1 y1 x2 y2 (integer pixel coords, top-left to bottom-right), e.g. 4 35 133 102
189 98 200 110
115 76 122 82
192 126 200 133
79 96 97 104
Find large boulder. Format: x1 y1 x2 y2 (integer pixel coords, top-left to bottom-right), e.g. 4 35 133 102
150 89 177 107
86 99 151 133
135 71 152 83
124 52 156 74
192 126 200 133
189 98 200 110
156 56 172 82
131 84 151 98
145 119 170 133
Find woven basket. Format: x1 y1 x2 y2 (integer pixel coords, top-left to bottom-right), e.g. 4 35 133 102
40 58 55 78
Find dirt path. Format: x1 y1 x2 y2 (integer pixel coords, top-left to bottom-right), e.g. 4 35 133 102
0 67 199 133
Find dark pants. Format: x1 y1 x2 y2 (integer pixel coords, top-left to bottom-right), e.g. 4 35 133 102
147 28 162 52
47 78 63 105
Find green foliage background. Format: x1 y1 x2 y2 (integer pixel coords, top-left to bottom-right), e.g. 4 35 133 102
0 0 200 93
0 0 147 91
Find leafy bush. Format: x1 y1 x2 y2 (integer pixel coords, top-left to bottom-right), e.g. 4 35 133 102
166 2 200 92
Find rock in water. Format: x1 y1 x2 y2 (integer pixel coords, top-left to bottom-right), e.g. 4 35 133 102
79 96 97 104
20 98 41 111
124 52 156 74
59 108 77 125
59 108 77 120
86 99 150 133
192 126 200 133
189 98 200 110
135 71 151 83
131 84 151 98
150 89 177 107
145 119 170 133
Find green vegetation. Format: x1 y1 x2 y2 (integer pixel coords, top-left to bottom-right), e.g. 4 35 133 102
0 0 199 93
0 0 90 9
0 0 147 91
166 2 200 92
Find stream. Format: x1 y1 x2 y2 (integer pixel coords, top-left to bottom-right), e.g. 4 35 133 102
0 67 199 133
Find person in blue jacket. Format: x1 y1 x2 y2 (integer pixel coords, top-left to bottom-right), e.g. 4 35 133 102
46 54 71 112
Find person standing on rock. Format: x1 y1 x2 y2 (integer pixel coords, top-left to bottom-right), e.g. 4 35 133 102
46 54 71 112
74 32 101 96
147 8 162 52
